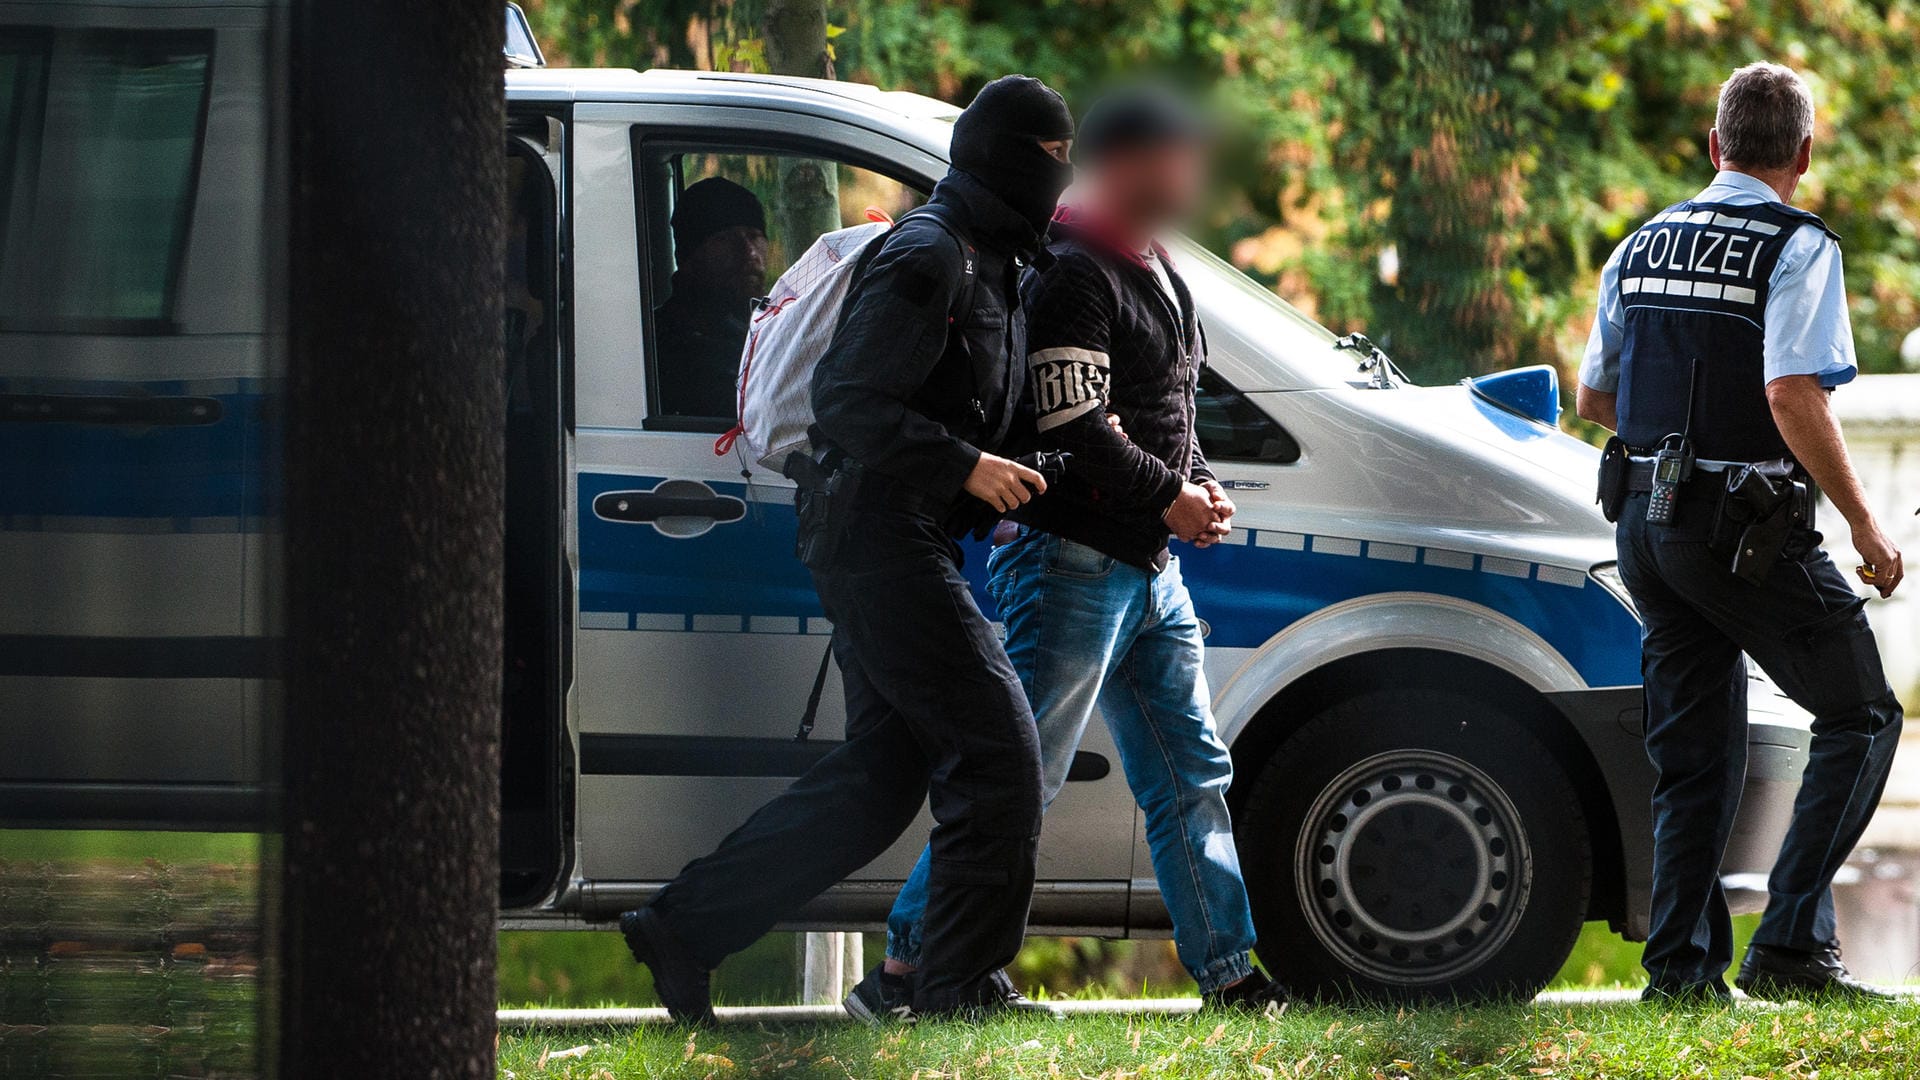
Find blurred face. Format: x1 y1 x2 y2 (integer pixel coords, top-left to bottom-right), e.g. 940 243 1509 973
681 224 769 301
1086 139 1208 237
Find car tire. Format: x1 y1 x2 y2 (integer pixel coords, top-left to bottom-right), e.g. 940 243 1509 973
1236 687 1591 1002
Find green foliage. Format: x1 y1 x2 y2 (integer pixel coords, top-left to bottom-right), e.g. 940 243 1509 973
498 931 890 1008
524 0 1920 388
498 920 1692 1009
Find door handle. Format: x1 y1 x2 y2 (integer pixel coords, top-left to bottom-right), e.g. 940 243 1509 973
593 479 746 538
1 393 224 426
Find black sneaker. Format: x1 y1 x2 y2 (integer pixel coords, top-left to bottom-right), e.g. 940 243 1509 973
917 969 1064 1021
981 969 1064 1020
1640 980 1733 1007
618 907 715 1024
1204 966 1290 1013
844 964 917 1025
1735 944 1896 1002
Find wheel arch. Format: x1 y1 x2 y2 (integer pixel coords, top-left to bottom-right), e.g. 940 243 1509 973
1217 597 1629 931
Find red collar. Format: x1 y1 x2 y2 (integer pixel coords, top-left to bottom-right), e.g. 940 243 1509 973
1051 206 1172 271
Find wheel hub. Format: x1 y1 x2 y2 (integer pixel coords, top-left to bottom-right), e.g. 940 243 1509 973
1294 749 1530 985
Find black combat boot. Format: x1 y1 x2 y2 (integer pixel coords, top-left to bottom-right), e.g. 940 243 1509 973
1735 944 1895 1002
618 907 715 1024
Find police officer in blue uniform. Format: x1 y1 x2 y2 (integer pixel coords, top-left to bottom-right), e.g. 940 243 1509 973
1578 62 1905 1003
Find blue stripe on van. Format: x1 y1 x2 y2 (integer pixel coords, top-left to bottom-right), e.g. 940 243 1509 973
0 385 280 528
576 473 1644 690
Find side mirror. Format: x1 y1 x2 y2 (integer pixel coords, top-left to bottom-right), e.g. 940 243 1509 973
505 3 546 68
1465 364 1560 427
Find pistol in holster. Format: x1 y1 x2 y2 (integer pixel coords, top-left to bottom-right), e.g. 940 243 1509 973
1714 460 1812 585
787 451 861 571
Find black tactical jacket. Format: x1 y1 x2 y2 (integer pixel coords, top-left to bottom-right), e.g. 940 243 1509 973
809 170 1047 517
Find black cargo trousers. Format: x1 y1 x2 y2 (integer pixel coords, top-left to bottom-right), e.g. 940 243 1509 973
650 488 1044 1014
1617 486 1903 990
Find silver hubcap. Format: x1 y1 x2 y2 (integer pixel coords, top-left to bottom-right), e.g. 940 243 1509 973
1294 749 1530 985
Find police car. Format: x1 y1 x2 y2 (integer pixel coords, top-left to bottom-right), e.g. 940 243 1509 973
0 1 1814 1000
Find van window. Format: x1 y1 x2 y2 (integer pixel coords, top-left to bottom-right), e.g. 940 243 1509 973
1195 367 1300 464
635 140 924 430
0 32 48 230
0 29 212 331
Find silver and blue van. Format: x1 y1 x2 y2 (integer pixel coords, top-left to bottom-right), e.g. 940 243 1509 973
0 1 1814 1001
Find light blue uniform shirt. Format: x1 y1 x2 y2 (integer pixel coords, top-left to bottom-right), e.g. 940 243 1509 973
1580 170 1857 393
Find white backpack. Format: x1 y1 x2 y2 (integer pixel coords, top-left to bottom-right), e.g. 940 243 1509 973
713 206 965 476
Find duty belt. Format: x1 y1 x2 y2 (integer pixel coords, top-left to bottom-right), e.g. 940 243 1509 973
1623 454 1788 493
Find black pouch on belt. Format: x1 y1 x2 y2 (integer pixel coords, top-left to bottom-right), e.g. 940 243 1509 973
1595 436 1630 523
1718 462 1809 585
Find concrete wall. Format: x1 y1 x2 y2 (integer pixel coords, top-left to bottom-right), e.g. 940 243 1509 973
1827 374 1920 978
1829 374 1920 704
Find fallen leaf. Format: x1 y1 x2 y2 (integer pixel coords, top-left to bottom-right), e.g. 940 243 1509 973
1204 1023 1227 1047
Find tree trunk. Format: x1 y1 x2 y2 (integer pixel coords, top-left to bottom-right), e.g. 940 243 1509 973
762 0 841 252
280 2 505 1077
762 0 831 79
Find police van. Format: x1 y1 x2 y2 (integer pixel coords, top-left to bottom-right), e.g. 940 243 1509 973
0 1 1814 1000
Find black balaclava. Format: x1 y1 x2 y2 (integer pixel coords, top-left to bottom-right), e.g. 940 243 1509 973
949 74 1075 234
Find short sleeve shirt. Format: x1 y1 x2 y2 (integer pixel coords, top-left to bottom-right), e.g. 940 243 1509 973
1580 170 1856 394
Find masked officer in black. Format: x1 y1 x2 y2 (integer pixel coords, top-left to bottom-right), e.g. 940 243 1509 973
618 75 1075 1022
1578 62 1905 1004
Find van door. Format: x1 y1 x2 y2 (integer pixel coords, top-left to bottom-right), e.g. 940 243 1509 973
564 102 1138 922
0 7 278 829
500 115 569 908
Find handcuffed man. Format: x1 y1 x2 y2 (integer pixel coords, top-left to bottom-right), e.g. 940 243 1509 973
844 85 1287 1022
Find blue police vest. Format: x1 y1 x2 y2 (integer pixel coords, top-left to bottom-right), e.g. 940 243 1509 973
1615 198 1839 461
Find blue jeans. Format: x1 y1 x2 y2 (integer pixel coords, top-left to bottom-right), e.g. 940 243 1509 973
884 528 1258 993
1617 489 1902 989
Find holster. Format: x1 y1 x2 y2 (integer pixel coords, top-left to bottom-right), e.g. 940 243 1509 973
1714 460 1811 585
787 451 860 572
1596 436 1630 523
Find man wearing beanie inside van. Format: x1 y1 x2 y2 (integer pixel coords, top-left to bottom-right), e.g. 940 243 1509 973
654 177 768 418
620 75 1075 1022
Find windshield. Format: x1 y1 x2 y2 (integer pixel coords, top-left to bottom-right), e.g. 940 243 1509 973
1165 236 1373 391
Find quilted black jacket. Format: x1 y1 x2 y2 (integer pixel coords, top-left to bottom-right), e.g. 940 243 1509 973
1013 213 1212 571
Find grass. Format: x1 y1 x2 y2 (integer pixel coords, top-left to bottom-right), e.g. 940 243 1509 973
497 998 1920 1079
3 829 1860 1079
0 829 265 1078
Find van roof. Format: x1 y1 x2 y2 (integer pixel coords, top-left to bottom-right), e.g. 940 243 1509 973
505 67 960 123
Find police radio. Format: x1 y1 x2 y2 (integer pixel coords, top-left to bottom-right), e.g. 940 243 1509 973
1645 433 1693 526
1645 359 1702 526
